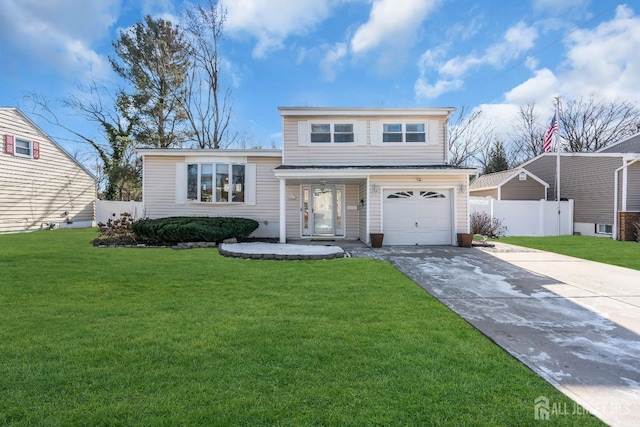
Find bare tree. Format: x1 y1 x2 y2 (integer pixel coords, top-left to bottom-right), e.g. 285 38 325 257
449 106 495 167
26 87 141 201
560 96 640 152
182 1 236 149
509 103 546 164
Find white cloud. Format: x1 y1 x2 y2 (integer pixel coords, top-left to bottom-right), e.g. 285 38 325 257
414 21 538 99
532 0 588 13
320 43 348 82
221 0 337 58
0 0 118 79
559 4 640 101
414 78 463 99
504 68 558 105
350 0 441 54
439 21 538 78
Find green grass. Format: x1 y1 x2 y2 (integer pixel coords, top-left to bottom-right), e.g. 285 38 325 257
0 229 604 426
500 235 640 271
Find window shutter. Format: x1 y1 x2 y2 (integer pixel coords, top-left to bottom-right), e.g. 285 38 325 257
355 121 367 145
175 163 187 204
4 134 15 155
32 141 40 159
297 121 310 146
369 121 381 145
428 120 440 144
244 163 257 205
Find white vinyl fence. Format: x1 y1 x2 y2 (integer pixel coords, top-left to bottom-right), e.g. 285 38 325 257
469 197 574 236
96 200 144 225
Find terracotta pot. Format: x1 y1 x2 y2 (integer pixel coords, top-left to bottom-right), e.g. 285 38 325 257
457 233 473 247
370 233 384 248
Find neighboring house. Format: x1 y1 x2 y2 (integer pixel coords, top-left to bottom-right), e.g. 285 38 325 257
469 168 548 200
0 108 97 233
517 134 640 239
138 107 476 245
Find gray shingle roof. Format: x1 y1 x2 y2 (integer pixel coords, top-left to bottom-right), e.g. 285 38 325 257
469 169 519 190
598 133 640 153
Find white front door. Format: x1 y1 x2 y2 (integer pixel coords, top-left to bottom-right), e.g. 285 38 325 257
313 186 334 235
302 185 345 237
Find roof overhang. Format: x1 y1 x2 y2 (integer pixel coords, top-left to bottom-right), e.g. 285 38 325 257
274 164 476 180
136 148 282 157
278 107 456 117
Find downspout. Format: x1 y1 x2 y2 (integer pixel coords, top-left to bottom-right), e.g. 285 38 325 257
613 156 640 240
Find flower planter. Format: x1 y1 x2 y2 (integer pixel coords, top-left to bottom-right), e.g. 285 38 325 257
457 233 473 247
370 233 384 248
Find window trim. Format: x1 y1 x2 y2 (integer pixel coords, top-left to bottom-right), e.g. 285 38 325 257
14 138 32 158
381 122 429 144
309 121 356 145
186 162 246 204
595 224 613 235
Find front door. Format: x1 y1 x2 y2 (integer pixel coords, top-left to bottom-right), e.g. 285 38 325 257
302 185 345 237
313 186 334 235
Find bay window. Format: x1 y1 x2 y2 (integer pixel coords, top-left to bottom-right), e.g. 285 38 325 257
187 163 245 203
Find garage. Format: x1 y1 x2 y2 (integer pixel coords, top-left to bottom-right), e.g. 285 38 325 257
382 189 453 245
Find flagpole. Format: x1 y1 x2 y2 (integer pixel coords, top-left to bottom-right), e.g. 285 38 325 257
555 97 561 236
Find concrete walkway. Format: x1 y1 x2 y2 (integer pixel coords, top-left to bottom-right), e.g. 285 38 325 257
350 243 640 427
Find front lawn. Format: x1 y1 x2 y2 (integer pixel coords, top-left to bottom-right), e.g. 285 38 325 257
500 235 640 271
0 229 603 426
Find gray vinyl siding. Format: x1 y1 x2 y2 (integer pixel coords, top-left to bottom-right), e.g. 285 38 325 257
501 177 545 200
368 175 469 233
282 115 447 165
625 162 640 210
524 155 623 224
470 189 498 199
143 155 281 238
0 109 96 232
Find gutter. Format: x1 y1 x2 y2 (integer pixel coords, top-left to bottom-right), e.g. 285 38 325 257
612 155 639 240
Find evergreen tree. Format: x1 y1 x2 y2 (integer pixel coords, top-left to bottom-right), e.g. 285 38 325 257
484 140 510 174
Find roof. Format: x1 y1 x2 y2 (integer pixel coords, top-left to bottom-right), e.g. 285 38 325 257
275 164 474 170
470 168 548 191
136 148 282 157
597 133 640 154
0 107 97 181
278 106 456 117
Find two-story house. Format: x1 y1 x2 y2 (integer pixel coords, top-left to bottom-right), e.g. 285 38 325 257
137 107 476 245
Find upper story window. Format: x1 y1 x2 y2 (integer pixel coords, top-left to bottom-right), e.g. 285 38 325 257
187 163 245 203
383 123 426 143
15 139 32 156
310 123 354 144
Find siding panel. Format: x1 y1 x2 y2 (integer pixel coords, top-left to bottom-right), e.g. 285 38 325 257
501 177 545 200
143 155 281 238
0 109 96 232
525 155 623 224
282 115 447 165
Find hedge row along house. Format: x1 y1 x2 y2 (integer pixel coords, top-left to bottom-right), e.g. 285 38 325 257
138 107 477 246
0 108 96 233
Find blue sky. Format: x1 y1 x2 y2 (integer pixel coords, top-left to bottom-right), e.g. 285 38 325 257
1 0 640 164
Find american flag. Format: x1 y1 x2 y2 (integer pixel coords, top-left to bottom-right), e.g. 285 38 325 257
543 113 558 152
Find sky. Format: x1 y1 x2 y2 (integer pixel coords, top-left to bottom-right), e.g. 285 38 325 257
1 0 640 166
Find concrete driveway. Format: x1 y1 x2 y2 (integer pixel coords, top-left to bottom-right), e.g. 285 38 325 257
350 243 640 427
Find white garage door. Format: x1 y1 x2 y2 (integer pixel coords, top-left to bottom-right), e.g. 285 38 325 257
383 189 453 245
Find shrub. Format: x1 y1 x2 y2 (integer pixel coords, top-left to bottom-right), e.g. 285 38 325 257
471 211 507 238
92 213 140 246
131 216 259 244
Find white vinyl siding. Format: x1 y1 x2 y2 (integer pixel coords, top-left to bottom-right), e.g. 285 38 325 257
144 155 280 238
0 109 96 232
286 115 446 165
367 175 469 234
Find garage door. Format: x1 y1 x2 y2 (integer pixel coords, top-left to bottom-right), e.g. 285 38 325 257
383 189 452 245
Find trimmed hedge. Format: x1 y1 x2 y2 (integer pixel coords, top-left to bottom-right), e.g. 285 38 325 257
131 217 259 244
